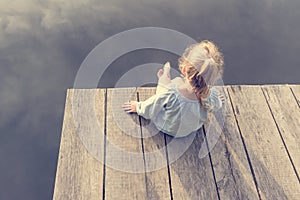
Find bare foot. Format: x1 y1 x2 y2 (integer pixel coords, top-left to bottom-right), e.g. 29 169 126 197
157 69 164 78
157 62 171 78
163 62 171 76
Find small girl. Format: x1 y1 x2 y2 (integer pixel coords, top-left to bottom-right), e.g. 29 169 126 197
122 40 225 138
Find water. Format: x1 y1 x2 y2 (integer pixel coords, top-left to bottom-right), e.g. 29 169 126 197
0 0 299 199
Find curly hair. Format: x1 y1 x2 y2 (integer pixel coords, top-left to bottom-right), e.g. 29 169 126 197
178 40 224 110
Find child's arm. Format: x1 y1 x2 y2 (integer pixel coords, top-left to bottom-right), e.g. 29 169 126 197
122 91 176 119
203 87 225 112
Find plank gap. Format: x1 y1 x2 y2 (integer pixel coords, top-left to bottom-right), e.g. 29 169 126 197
227 87 262 200
224 138 238 185
164 133 174 200
261 86 300 182
102 89 107 200
104 88 147 199
136 91 151 198
203 126 221 200
136 87 172 199
290 86 300 108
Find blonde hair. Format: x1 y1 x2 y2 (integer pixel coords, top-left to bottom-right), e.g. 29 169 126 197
178 40 224 110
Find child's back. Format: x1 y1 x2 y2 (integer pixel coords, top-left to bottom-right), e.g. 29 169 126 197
123 40 224 137
136 77 223 137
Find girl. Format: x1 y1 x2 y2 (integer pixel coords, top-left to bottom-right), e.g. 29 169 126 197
122 40 225 137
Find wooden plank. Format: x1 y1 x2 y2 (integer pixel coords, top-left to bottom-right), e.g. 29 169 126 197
290 85 300 107
104 88 147 200
228 85 300 200
166 129 219 199
137 87 171 200
206 86 259 199
53 89 105 200
261 85 300 180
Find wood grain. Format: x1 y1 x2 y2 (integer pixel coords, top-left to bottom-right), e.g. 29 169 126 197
137 87 171 200
53 85 300 200
261 85 300 181
53 89 105 200
104 88 147 200
228 85 300 200
166 129 218 199
206 86 259 199
290 85 300 108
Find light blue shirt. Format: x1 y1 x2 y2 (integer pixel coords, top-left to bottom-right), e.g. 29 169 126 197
136 82 222 137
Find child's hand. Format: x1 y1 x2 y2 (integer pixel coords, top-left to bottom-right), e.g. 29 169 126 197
218 93 225 104
122 101 138 113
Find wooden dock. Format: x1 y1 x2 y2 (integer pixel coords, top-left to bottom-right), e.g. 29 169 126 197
53 85 300 200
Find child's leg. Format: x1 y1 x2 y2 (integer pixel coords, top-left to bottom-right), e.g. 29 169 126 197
156 62 171 94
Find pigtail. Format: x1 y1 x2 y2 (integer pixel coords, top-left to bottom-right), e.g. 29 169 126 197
187 62 213 110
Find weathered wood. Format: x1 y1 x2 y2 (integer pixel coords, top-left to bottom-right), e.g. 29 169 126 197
206 86 259 200
54 85 300 200
53 89 105 200
166 129 219 199
104 88 147 200
261 85 300 181
137 87 171 200
290 85 300 108
228 85 300 200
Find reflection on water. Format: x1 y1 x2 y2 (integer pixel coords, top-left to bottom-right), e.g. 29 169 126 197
1 0 300 199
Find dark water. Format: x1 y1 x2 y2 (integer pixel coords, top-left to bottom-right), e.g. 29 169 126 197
1 0 300 199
